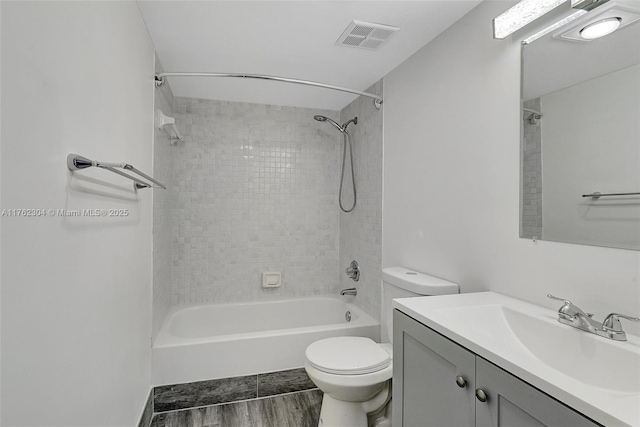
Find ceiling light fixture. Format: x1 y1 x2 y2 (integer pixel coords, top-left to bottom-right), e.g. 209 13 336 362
522 10 587 44
493 0 568 39
579 16 622 38
554 2 640 43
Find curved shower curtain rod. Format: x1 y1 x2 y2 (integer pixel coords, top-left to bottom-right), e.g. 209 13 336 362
155 72 383 110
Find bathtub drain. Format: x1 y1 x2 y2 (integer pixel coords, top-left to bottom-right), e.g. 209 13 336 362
345 311 352 322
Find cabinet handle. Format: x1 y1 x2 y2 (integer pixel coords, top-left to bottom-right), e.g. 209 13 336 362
475 388 488 403
455 376 467 388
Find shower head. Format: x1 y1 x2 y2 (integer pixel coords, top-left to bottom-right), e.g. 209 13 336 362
313 114 359 213
314 115 345 133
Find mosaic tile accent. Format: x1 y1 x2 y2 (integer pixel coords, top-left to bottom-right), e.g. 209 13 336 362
171 98 343 305
522 98 542 240
339 80 384 322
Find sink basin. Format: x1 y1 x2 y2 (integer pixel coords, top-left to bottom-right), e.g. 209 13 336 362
503 306 640 394
393 292 640 427
435 303 640 393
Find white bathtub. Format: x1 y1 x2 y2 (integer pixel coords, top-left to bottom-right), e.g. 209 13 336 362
152 296 380 386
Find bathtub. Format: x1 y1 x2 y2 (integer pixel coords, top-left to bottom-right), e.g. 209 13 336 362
152 296 380 386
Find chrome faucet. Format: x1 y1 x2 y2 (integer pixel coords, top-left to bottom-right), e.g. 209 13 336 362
547 294 640 341
341 288 357 296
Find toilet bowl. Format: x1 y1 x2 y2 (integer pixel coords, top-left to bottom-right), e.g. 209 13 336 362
304 267 459 427
305 337 393 427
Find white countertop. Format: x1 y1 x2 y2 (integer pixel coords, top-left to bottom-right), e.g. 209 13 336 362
393 291 640 427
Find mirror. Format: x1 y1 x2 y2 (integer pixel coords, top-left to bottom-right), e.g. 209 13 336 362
520 6 640 250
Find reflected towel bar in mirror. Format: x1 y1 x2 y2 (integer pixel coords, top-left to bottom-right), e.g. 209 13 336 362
67 154 166 190
582 191 640 199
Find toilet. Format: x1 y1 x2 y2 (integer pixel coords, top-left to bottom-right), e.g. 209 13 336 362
304 267 459 427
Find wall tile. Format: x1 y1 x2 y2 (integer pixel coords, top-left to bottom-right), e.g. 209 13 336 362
171 98 342 304
339 81 384 321
522 98 542 240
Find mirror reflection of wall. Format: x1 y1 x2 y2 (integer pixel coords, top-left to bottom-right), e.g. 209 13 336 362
541 64 640 250
521 1 640 250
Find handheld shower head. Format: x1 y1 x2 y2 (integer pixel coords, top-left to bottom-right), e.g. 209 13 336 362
314 115 345 133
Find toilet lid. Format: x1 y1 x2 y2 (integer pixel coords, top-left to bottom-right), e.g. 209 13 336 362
305 337 391 375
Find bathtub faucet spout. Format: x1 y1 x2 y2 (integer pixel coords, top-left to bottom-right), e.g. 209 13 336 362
340 288 357 296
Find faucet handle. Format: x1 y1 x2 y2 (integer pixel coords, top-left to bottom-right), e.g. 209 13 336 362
602 313 640 332
345 260 360 282
547 294 580 320
547 294 572 305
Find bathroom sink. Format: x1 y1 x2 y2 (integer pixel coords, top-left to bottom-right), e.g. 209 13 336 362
393 292 640 427
503 306 640 393
435 303 640 393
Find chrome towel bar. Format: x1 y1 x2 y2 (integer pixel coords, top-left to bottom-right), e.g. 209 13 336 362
67 154 166 190
582 191 640 199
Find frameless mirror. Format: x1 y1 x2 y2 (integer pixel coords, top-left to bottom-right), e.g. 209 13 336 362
520 8 640 250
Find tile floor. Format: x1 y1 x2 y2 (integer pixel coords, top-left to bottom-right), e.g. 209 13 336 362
151 389 323 427
149 368 322 427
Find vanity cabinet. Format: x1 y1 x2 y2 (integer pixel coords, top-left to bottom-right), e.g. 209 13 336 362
393 310 601 427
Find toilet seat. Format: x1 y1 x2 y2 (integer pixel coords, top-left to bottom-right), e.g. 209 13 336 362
305 337 391 375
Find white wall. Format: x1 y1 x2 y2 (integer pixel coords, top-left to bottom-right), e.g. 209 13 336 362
1 2 155 425
542 64 640 250
383 1 640 330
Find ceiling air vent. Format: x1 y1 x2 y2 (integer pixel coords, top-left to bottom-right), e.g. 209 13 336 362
336 20 399 50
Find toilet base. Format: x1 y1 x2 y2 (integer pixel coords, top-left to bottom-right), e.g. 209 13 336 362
316 381 391 427
318 394 368 427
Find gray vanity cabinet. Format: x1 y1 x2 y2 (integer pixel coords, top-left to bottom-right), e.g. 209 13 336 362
393 309 475 427
393 310 601 427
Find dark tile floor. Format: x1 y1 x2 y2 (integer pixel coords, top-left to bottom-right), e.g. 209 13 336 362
150 389 323 427
154 368 317 413
149 368 322 427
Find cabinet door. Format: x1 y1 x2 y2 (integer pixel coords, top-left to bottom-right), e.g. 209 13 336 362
393 310 476 427
475 358 601 427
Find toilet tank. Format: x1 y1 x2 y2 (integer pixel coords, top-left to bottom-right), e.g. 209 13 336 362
381 267 459 343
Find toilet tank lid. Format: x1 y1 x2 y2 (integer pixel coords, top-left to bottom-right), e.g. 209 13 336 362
382 267 458 295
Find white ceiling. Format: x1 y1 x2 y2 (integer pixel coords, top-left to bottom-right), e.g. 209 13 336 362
137 1 482 110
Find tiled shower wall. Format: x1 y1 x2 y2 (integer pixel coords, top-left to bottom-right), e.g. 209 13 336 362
522 98 542 240
171 98 343 304
152 56 175 339
339 81 383 321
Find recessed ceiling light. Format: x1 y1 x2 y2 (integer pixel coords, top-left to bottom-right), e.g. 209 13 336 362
579 16 622 39
553 2 640 43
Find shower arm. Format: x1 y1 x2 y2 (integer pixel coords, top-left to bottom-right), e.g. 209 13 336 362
155 72 383 110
